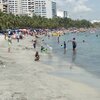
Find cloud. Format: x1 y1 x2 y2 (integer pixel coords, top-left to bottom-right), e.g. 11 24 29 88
73 4 92 13
56 0 92 13
72 0 92 13
57 10 64 17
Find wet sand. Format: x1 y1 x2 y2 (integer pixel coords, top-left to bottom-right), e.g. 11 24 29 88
0 35 100 100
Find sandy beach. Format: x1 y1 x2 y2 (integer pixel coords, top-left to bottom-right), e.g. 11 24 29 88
0 35 100 100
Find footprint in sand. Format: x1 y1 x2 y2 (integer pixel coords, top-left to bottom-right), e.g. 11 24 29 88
0 60 4 65
0 91 27 100
11 92 27 100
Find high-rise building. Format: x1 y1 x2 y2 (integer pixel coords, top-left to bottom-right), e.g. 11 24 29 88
63 11 67 18
0 0 7 3
34 0 47 17
21 0 56 18
51 1 56 17
0 0 2 3
8 0 21 15
0 4 3 11
21 0 35 17
7 0 56 18
45 0 56 18
0 0 7 13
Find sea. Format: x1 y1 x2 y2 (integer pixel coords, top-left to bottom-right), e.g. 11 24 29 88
42 30 100 90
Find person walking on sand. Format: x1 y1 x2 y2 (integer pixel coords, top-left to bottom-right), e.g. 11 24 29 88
72 38 77 52
17 33 20 42
33 40 37 49
4 32 7 40
34 51 40 61
8 35 12 53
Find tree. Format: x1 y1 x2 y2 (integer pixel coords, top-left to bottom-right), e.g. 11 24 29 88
0 11 93 30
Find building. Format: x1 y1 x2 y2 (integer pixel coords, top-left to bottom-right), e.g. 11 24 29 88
0 4 3 11
21 0 57 18
0 0 8 13
34 0 47 17
63 11 67 18
8 0 21 15
7 0 57 18
0 0 7 3
52 1 57 17
46 0 56 18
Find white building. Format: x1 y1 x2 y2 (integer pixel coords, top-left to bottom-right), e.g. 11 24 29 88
21 0 57 18
8 0 21 15
0 0 8 13
34 0 47 17
7 0 57 18
46 0 56 18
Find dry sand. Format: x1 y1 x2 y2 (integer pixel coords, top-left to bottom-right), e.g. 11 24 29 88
0 35 100 100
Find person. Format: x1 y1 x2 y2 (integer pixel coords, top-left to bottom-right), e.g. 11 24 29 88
17 33 20 42
83 40 85 43
57 36 60 43
64 41 66 54
48 34 50 39
72 38 77 52
96 34 98 37
8 35 12 53
34 51 40 61
33 40 36 49
4 32 7 40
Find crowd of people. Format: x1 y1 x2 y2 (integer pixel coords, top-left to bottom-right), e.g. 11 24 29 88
3 28 78 62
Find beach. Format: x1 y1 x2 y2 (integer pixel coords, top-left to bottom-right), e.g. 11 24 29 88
0 35 100 100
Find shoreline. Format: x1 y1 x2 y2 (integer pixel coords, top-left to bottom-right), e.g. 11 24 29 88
0 35 100 100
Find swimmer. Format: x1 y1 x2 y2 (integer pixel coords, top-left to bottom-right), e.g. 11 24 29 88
64 41 66 54
83 40 85 43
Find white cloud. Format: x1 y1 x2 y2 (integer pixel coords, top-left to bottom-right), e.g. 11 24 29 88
73 4 92 13
72 0 92 13
65 0 76 3
57 10 64 17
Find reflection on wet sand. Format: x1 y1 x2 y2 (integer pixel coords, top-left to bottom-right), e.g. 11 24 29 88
70 51 77 69
72 51 77 63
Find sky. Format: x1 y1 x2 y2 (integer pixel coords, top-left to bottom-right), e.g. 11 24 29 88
56 0 100 21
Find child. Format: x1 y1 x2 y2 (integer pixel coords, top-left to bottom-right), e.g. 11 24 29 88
34 51 40 61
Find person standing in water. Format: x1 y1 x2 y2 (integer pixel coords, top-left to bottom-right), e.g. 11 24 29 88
72 38 77 52
64 41 66 54
57 35 60 44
